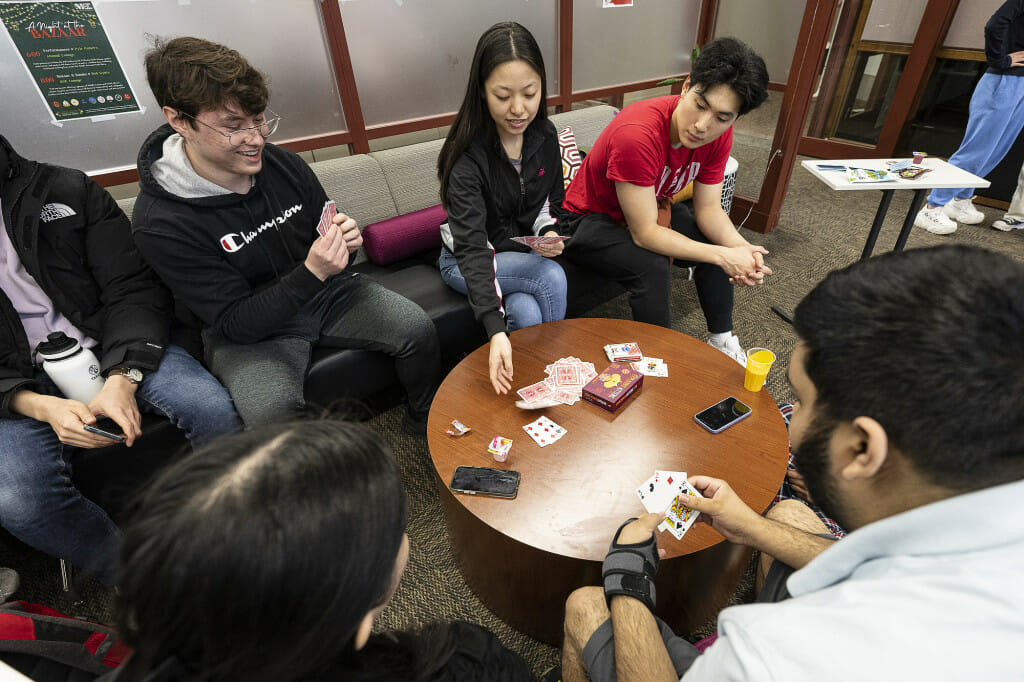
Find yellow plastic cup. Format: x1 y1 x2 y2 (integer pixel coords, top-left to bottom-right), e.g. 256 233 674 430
744 348 776 392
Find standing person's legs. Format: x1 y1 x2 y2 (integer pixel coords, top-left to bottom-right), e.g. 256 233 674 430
316 275 440 420
928 73 1024 207
135 344 241 445
994 163 1024 230
438 248 568 331
204 331 312 428
668 202 734 334
0 411 120 584
561 213 673 327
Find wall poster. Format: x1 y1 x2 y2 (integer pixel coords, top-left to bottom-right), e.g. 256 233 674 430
0 1 140 122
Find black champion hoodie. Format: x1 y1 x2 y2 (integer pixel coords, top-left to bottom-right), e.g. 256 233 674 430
132 124 336 344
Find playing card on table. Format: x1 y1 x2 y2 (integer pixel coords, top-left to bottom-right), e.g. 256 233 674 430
553 364 582 387
317 199 337 237
633 357 668 377
522 416 566 447
659 479 704 540
517 380 555 403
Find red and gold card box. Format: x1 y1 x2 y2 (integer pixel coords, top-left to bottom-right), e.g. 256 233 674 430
582 362 644 413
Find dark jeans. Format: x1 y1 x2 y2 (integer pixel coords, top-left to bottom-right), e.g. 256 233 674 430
559 203 733 332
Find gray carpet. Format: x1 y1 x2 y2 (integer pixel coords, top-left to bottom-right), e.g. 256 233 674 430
2 104 1022 676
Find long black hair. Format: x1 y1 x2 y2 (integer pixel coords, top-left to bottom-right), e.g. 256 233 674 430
437 21 548 208
114 419 408 681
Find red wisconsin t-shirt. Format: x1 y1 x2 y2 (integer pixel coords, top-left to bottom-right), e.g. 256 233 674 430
564 95 733 224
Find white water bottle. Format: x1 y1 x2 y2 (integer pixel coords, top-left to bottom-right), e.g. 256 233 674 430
35 332 103 404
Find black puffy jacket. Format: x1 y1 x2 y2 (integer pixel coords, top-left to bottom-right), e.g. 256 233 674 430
0 135 171 418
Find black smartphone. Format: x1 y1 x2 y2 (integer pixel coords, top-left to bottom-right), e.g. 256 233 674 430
449 466 520 499
694 396 752 434
83 418 126 443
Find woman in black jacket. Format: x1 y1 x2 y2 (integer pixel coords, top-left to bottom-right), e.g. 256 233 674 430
437 22 568 395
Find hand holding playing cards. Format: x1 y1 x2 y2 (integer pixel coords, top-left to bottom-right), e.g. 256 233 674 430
684 475 765 545
304 223 351 281
333 213 362 254
489 332 513 394
531 230 565 258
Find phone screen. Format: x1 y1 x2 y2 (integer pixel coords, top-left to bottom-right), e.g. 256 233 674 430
450 466 520 499
694 397 752 433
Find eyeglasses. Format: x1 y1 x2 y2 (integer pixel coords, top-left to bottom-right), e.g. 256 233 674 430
178 109 281 146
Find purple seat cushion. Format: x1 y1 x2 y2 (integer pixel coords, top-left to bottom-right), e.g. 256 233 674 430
361 204 447 265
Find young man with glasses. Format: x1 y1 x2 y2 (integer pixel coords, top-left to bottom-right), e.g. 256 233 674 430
131 37 440 431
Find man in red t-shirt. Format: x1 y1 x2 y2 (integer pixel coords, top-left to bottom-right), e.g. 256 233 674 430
560 38 771 363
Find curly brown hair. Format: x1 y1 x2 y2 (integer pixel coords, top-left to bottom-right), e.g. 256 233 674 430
144 36 269 124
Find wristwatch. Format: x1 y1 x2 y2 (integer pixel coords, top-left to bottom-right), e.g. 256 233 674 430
108 366 144 385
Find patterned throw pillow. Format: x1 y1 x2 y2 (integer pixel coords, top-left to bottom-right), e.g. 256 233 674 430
557 126 582 190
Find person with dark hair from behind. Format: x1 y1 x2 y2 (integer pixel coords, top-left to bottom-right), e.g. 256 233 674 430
560 244 1024 681
437 21 568 395
559 37 771 364
101 419 533 682
0 133 240 585
131 37 440 433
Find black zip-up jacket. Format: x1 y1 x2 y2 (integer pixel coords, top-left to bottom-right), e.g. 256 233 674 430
986 0 1024 74
132 125 331 345
0 134 171 418
444 118 565 338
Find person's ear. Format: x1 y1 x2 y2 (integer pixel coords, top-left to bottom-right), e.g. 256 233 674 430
839 416 889 480
162 106 192 138
681 76 691 95
352 611 375 651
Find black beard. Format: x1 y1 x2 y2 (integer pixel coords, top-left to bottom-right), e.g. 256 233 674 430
792 413 852 533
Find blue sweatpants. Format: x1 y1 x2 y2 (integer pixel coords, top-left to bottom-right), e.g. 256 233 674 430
928 72 1024 206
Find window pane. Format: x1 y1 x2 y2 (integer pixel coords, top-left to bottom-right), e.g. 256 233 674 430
861 0 927 44
944 0 1003 50
831 51 908 145
340 0 558 127
572 1 698 92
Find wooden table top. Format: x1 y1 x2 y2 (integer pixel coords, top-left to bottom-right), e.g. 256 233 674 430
427 318 790 562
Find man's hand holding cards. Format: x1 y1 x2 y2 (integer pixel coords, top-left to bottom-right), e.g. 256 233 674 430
636 470 704 540
511 233 567 258
317 199 362 254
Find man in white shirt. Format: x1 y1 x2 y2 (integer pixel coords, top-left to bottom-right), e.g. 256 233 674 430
561 244 1024 681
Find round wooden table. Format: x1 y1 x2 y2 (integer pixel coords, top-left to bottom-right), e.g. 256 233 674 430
427 318 789 645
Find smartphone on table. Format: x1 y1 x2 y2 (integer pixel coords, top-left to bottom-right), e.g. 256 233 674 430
449 466 520 499
694 396 752 434
83 417 126 443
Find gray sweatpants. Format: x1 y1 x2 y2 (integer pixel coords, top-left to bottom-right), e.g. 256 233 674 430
204 273 439 426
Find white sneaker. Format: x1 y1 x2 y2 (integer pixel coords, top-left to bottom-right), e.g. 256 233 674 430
943 198 985 225
914 205 957 235
992 217 1024 231
708 332 746 366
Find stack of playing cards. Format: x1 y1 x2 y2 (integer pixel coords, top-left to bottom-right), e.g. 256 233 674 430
635 470 704 540
488 436 513 462
632 357 668 377
604 343 643 363
317 199 337 237
516 356 599 408
510 235 569 248
522 416 566 447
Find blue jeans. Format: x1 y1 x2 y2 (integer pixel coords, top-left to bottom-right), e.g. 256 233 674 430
438 247 567 331
0 345 240 584
928 72 1024 206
